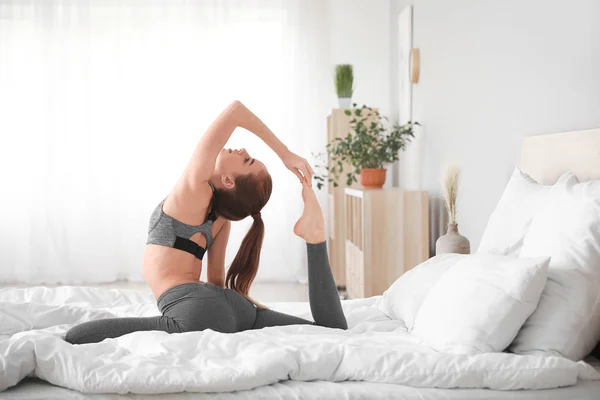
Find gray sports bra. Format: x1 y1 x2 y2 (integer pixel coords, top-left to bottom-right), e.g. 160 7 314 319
146 181 217 260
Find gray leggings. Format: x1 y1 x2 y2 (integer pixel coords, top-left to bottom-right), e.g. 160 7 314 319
65 242 347 344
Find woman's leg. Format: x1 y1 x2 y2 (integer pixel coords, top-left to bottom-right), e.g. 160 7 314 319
252 180 347 330
65 315 182 345
251 242 347 330
253 308 313 328
304 241 347 329
65 283 240 344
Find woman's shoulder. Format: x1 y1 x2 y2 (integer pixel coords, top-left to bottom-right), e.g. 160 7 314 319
162 180 214 225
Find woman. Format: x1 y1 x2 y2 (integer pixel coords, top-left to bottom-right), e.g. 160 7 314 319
65 101 347 344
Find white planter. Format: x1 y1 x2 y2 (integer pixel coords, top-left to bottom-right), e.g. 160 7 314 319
338 97 352 109
435 223 471 255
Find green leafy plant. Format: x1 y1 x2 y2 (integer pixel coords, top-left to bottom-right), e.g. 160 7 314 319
335 64 354 98
313 104 419 190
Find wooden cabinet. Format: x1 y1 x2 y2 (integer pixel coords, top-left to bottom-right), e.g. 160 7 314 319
344 188 429 299
326 109 356 289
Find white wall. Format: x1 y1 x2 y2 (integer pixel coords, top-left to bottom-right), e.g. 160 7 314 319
393 0 600 250
328 0 392 117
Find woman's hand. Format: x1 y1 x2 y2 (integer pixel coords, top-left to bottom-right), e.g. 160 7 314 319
281 150 314 186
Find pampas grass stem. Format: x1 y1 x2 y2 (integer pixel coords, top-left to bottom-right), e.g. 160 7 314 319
442 165 460 225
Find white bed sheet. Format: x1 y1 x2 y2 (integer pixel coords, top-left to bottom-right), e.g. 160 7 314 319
0 286 598 396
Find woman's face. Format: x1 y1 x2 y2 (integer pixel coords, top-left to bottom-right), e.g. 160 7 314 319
214 148 267 187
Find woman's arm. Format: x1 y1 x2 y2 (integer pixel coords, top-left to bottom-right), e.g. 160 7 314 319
234 102 314 183
165 101 313 224
184 101 283 188
182 100 313 191
206 219 231 288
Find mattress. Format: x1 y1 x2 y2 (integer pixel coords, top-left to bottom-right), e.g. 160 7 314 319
5 366 600 400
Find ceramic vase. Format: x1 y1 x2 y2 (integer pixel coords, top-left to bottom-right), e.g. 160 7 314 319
338 97 352 109
436 223 470 255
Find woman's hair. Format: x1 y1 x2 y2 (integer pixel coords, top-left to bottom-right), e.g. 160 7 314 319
213 172 273 310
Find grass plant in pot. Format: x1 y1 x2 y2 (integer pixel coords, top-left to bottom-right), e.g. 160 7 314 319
435 165 470 254
314 104 419 190
335 64 354 109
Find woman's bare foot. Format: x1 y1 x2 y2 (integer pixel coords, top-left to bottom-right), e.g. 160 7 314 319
293 178 326 244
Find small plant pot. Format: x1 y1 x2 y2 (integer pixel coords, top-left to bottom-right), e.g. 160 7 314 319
338 97 352 109
360 168 386 189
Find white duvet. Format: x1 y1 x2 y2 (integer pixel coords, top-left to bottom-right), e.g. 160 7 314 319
0 286 598 394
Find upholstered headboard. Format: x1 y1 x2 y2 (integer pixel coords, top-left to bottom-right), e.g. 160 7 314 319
520 128 600 184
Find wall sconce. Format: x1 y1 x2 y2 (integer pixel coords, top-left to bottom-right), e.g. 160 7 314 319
410 48 420 84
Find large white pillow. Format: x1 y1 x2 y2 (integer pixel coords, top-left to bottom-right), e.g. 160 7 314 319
478 168 552 256
510 173 600 361
378 254 466 330
411 253 549 355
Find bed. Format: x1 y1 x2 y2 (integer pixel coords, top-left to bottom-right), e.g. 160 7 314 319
2 294 600 400
2 128 600 399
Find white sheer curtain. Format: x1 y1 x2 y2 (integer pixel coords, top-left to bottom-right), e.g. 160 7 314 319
0 0 333 284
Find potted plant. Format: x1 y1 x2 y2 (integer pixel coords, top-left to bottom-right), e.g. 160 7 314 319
314 104 419 190
335 64 354 109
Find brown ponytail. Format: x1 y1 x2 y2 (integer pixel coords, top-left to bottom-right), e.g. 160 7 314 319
213 172 272 310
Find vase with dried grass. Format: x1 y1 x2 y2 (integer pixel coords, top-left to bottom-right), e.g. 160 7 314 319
435 165 470 255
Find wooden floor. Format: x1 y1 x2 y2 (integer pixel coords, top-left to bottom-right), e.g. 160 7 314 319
1 281 311 302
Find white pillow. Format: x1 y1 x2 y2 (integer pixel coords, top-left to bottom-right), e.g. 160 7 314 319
478 168 551 255
411 253 550 355
510 173 600 361
379 253 466 330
